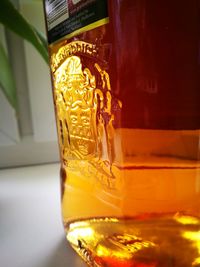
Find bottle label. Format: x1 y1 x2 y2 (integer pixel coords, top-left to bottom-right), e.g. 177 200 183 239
44 0 108 44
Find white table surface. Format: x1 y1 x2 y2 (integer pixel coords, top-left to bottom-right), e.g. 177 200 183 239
0 163 86 267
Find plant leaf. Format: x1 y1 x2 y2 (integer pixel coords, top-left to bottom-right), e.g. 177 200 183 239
0 0 48 63
0 41 17 110
32 26 48 52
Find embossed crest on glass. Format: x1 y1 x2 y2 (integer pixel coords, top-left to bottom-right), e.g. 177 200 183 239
44 0 200 266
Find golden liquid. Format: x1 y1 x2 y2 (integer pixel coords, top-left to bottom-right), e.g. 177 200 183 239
61 128 200 221
66 216 200 267
61 129 200 266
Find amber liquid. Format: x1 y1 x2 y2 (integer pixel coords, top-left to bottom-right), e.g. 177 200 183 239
47 0 200 266
62 140 200 266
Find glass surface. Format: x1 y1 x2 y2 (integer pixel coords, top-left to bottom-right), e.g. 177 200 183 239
47 1 200 266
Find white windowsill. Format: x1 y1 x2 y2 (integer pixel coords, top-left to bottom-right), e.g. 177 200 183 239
0 163 86 267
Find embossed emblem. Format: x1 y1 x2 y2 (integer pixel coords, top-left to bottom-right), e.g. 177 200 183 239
52 42 122 186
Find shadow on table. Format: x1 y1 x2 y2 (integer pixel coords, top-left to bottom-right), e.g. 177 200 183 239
43 238 86 267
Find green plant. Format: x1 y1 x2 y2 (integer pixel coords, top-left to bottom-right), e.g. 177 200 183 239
0 0 48 111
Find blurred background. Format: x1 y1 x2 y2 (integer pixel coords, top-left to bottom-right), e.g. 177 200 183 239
0 0 59 169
